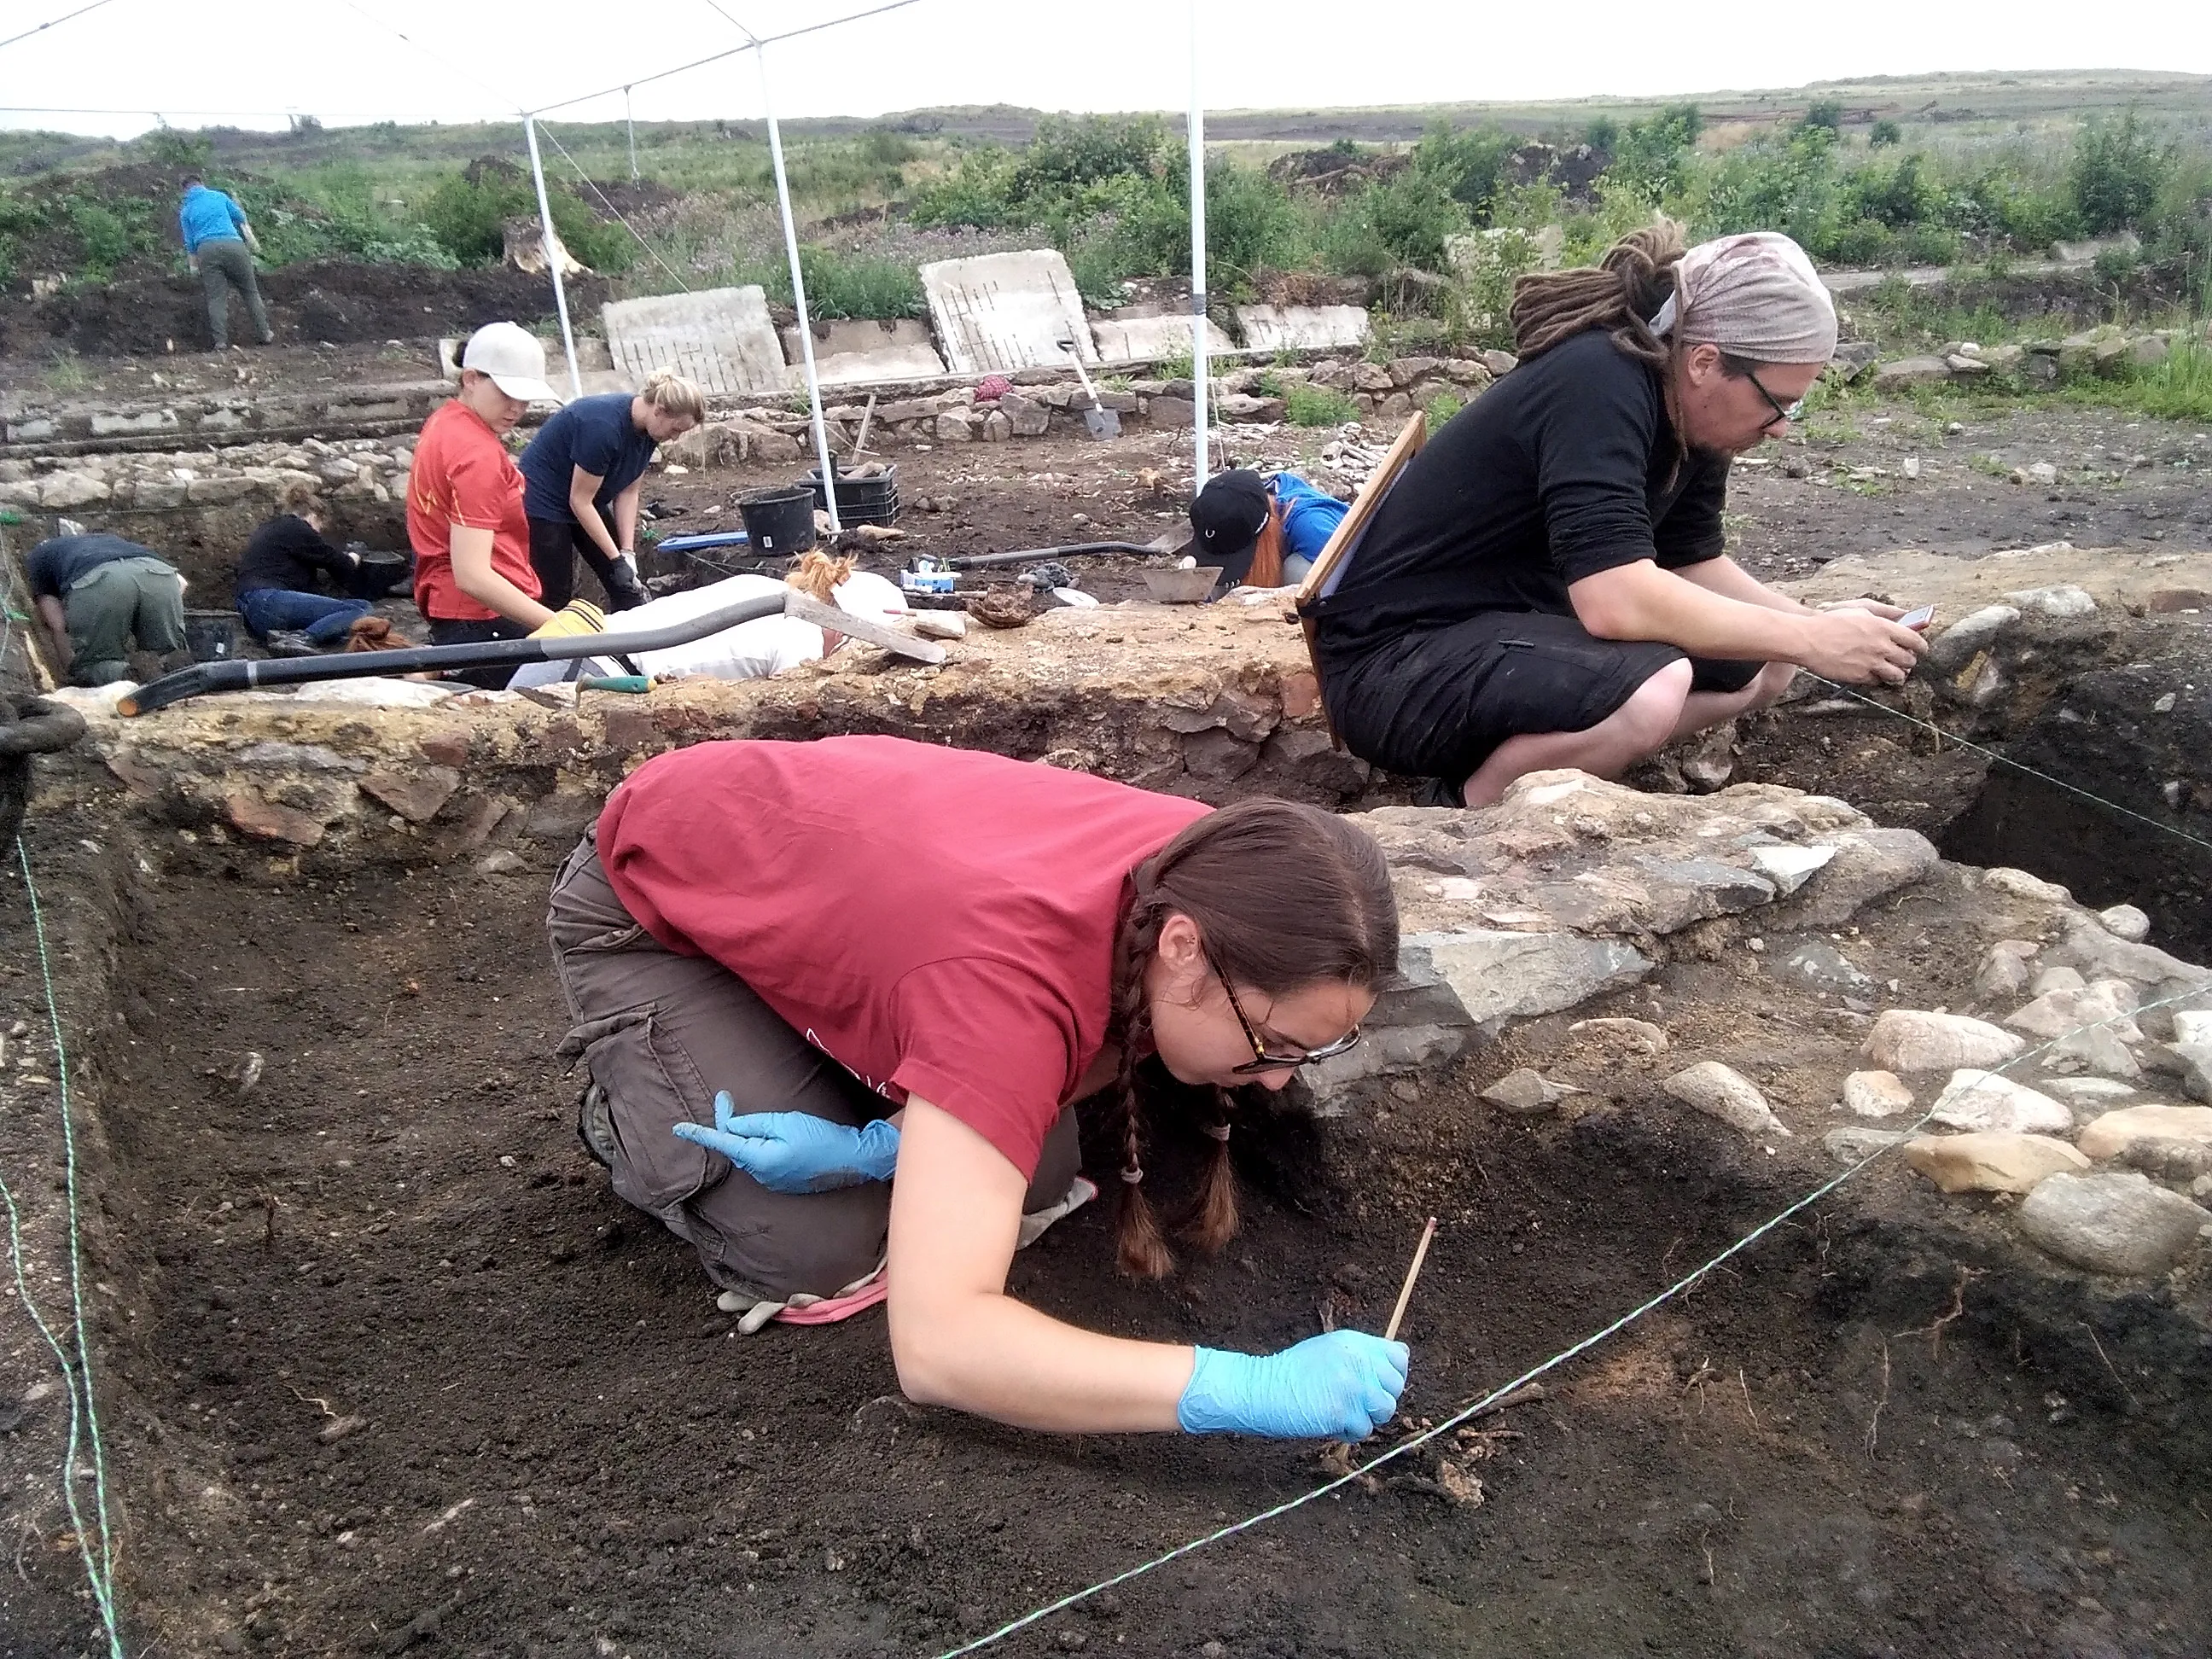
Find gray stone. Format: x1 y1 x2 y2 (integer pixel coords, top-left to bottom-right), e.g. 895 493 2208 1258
2005 980 2141 1043
1663 1061 1791 1142
2030 964 2087 996
1481 1068 1579 1113
1825 1126 1907 1165
1925 606 2020 676
38 470 111 509
2017 1172 2210 1276
1776 828 1936 926
1773 937 1876 995
1872 356 1953 391
1567 1016 1669 1056
1905 1131 2088 1194
1149 396 1196 428
1843 1070 1912 1117
1411 929 1653 1034
2042 1076 2138 1104
2098 905 2151 943
2000 584 2096 619
1930 1069 2072 1134
476 849 526 876
912 612 967 641
1975 940 2040 1004
1747 841 1836 894
998 393 1051 438
1866 1010 2025 1073
935 409 975 443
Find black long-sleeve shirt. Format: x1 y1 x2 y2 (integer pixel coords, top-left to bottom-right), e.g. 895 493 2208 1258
236 515 354 597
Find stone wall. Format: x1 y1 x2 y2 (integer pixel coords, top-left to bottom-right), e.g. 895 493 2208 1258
0 437 413 597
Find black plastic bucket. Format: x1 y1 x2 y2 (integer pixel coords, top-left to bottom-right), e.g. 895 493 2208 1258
738 485 818 557
806 463 899 527
343 549 413 600
184 609 241 663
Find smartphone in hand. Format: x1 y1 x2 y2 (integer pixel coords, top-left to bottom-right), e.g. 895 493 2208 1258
1900 603 1936 631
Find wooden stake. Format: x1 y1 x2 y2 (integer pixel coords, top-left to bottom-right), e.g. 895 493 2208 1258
1382 1215 1438 1342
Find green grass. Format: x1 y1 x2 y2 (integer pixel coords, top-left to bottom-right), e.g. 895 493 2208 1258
2133 335 2212 421
1287 382 1359 426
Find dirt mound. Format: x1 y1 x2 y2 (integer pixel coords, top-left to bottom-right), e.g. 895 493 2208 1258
3 261 611 358
1266 144 1410 197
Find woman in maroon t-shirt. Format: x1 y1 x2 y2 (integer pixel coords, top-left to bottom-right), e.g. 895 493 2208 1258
548 736 1412 1443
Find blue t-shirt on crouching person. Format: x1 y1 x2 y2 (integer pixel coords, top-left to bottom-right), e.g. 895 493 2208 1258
518 393 657 524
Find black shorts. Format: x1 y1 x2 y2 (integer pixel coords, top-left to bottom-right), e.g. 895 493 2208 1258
1320 611 1764 782
428 614 533 690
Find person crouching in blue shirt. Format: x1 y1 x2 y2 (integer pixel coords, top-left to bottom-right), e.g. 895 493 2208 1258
1189 469 1350 594
518 370 706 612
178 174 272 352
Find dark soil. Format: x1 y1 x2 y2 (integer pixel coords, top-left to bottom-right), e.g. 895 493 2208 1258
2 804 2206 1658
2 263 610 360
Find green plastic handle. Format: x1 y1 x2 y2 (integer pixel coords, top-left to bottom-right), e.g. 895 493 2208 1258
579 674 651 694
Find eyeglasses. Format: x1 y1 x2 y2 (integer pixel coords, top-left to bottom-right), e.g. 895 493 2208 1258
1745 369 1804 428
1209 954 1363 1075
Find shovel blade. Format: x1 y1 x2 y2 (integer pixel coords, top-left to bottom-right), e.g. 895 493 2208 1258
1082 408 1121 439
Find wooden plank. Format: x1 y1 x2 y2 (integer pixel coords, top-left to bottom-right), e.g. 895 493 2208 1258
1294 413 1428 746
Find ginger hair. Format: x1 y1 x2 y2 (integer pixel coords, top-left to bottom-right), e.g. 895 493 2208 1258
1508 218 1688 368
1108 798 1399 1278
783 550 853 605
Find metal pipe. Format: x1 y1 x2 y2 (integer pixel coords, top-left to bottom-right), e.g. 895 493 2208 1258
523 114 584 400
625 84 637 181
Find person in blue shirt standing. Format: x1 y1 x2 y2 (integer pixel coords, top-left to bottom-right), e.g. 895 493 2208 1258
178 174 273 352
518 370 705 611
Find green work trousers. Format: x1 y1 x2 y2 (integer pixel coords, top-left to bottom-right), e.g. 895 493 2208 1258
197 237 271 350
66 556 186 686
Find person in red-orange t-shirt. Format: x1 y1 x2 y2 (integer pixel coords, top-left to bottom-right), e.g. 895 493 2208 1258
546 735 1412 1447
406 321 557 684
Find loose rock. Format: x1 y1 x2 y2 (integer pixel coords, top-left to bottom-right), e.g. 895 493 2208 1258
2075 1104 2212 1160
2017 1172 2211 1276
1843 1070 1912 1117
1866 1010 2025 1073
2098 905 2151 943
1930 1070 2073 1135
1825 1126 1906 1165
1566 1016 1669 1055
1974 940 2040 1004
1480 1068 1579 1114
1904 1132 2089 1195
1663 1061 1790 1141
2005 980 2141 1043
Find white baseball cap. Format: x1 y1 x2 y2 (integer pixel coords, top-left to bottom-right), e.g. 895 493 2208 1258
459 321 559 403
831 569 909 623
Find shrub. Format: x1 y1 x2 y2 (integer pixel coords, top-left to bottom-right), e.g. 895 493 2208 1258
1359 167 1470 270
1423 389 1463 433
1286 382 1358 426
795 247 923 318
1610 102 1703 203
1411 121 1517 222
1802 99 1845 134
420 169 633 271
1869 119 1903 148
2071 112 2171 236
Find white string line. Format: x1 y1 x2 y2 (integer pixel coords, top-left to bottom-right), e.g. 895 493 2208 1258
1802 674 2212 859
533 122 693 294
0 0 120 54
1 841 125 1653
524 0 928 119
934 988 2210 1659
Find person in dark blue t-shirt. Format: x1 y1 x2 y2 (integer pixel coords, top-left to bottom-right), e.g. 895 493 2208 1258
518 370 705 611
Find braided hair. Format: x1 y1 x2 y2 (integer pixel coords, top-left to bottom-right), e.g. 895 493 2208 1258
1106 798 1398 1278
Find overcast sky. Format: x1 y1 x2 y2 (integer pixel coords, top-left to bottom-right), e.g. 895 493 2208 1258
3 0 2206 137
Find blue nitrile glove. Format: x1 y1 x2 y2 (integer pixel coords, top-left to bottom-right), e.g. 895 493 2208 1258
671 1091 899 1193
1177 1331 1410 1440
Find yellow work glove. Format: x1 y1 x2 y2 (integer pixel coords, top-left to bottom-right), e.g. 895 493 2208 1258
529 599 607 641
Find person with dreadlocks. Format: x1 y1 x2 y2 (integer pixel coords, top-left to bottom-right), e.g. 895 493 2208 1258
1307 222 1928 806
546 735 1408 1440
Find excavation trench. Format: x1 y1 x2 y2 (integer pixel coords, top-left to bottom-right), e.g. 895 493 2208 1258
3 660 2209 1659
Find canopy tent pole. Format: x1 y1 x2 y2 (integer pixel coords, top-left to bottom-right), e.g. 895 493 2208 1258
522 114 584 399
755 41 841 532
625 84 638 181
1187 0 1208 489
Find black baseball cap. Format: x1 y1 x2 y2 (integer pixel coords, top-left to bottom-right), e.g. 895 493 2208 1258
1189 469 1271 563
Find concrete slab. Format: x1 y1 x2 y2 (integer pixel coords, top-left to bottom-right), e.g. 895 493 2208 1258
1089 308 1236 364
601 288 790 397
1234 304 1371 353
920 251 1096 375
781 318 946 384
